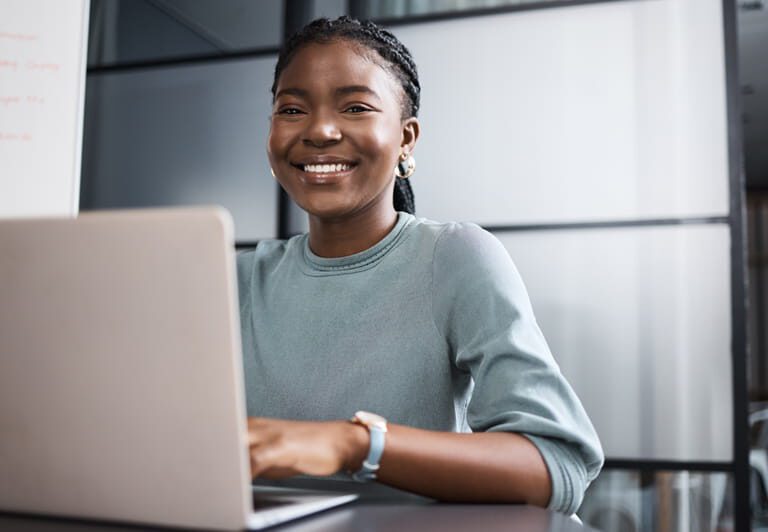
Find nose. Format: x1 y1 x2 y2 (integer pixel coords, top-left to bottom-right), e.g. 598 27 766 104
302 110 342 148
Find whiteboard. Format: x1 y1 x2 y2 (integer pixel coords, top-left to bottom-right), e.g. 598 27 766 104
0 0 89 218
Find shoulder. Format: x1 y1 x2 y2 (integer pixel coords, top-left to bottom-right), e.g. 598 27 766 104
404 216 506 260
400 216 518 282
236 236 301 280
426 220 536 339
236 238 288 262
426 219 532 311
433 221 506 257
426 220 516 280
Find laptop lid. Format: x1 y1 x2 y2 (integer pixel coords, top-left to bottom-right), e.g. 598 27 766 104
0 207 253 530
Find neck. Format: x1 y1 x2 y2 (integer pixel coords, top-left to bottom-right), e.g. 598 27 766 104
308 206 399 258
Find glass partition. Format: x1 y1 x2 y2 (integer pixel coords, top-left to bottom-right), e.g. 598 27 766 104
81 55 279 241
580 469 735 532
87 0 283 67
496 224 732 461
395 2 729 225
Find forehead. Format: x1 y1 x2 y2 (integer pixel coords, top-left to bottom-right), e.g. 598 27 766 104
276 40 402 102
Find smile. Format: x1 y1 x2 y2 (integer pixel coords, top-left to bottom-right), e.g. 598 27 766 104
302 163 353 173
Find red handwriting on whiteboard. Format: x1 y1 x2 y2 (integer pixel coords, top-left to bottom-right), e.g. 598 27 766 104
0 96 21 106
0 96 45 107
0 32 38 41
26 61 60 72
0 59 19 70
0 132 32 141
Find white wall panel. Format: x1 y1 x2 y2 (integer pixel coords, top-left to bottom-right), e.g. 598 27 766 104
82 56 277 241
497 224 732 460
395 0 729 225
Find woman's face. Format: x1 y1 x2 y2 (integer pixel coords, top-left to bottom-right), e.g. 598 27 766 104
268 40 418 221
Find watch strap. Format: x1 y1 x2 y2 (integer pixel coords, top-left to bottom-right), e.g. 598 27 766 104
352 423 386 482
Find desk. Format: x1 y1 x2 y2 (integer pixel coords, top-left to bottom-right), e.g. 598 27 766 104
278 504 593 531
0 506 593 532
0 480 596 531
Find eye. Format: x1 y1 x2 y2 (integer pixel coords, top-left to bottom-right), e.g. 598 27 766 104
344 104 371 114
277 106 304 115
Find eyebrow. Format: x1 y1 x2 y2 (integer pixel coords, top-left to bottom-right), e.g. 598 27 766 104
274 85 380 100
335 85 380 99
275 88 308 99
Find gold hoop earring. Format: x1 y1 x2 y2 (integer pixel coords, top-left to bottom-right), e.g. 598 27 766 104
395 154 415 179
270 167 275 177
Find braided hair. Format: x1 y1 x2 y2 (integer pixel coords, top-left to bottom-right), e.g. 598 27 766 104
271 16 419 215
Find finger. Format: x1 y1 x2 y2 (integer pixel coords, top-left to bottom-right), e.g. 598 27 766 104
247 419 281 446
247 426 264 447
250 440 297 478
248 425 271 446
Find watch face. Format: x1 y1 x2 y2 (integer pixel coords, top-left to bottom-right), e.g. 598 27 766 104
354 410 388 431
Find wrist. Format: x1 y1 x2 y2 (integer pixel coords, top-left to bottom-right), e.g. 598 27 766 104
341 420 369 473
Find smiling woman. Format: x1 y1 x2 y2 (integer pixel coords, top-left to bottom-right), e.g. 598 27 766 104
237 16 603 515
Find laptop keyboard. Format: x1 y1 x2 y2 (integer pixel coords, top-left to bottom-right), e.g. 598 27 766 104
252 495 296 510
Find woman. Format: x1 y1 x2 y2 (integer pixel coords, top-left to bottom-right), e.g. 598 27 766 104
238 16 603 514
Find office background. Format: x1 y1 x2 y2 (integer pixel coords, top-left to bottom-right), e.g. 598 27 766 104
79 0 764 530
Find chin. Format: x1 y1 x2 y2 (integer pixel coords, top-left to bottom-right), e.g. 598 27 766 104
295 196 357 220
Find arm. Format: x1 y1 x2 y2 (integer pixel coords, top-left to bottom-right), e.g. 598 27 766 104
247 417 551 506
365 423 551 505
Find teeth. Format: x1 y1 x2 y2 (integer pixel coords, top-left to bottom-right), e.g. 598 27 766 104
303 163 351 173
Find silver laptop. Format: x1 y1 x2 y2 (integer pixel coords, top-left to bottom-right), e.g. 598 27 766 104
0 207 357 530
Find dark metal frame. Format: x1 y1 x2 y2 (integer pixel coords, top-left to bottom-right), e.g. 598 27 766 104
348 0 644 27
723 0 750 528
86 46 280 74
483 216 730 233
605 459 735 473
748 196 767 396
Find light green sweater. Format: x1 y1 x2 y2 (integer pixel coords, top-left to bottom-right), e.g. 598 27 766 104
237 212 604 514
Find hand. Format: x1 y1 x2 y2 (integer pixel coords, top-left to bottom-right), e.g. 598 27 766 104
247 417 367 479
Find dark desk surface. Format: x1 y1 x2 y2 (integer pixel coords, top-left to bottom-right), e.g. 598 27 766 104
275 504 594 532
0 506 594 532
0 480 597 532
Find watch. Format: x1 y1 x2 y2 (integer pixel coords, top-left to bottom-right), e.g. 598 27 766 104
349 410 388 482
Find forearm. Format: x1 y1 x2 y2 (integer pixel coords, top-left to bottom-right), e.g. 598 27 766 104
345 422 552 506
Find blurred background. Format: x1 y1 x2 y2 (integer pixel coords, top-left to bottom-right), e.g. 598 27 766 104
80 0 767 530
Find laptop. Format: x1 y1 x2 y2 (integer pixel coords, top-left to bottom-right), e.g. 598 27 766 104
0 207 357 530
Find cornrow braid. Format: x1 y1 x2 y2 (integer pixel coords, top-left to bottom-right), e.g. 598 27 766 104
394 176 415 214
272 16 420 214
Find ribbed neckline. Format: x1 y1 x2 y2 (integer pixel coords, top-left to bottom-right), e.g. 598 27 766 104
300 212 413 276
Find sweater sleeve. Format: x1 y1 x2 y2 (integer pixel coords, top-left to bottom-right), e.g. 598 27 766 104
431 223 604 514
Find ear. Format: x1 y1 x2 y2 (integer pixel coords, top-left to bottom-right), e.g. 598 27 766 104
400 117 420 156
